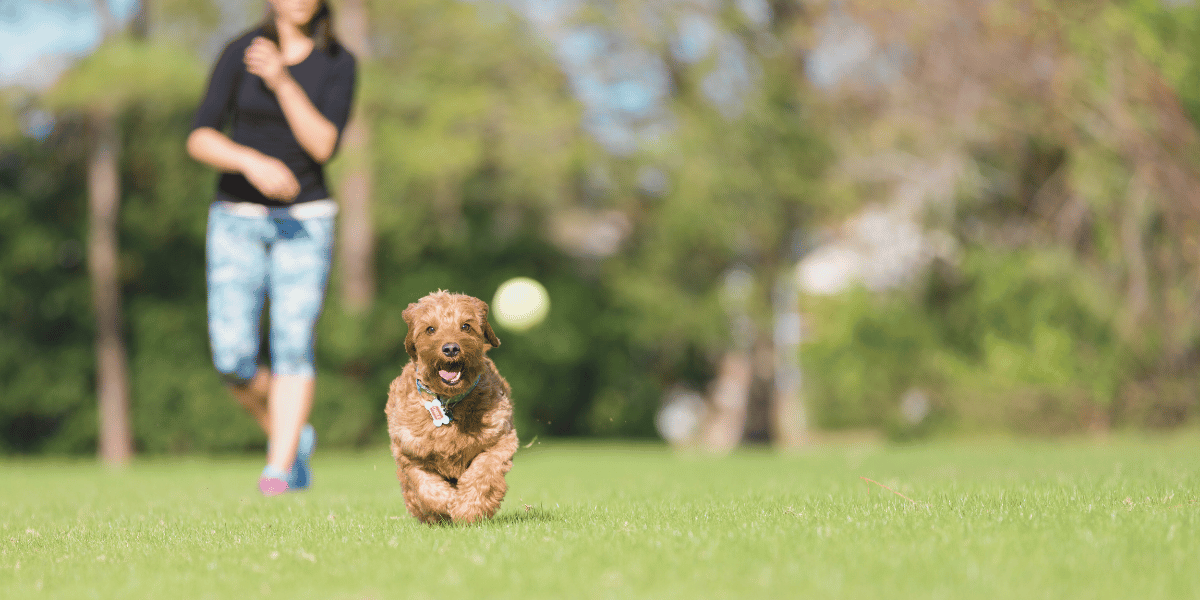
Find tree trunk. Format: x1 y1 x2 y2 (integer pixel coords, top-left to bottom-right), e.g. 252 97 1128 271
700 352 753 453
337 121 375 312
89 0 133 466
336 0 375 313
88 115 133 466
771 273 809 448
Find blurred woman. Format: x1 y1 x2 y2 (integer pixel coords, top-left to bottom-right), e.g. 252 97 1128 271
186 0 356 495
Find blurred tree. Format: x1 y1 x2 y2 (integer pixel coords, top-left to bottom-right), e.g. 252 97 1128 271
560 1 831 449
334 0 375 313
789 0 1200 435
37 1 208 456
88 0 133 466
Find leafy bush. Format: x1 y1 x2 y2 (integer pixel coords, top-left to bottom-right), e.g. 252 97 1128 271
801 247 1137 438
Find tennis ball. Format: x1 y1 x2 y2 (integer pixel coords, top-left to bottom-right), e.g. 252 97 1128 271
492 277 550 332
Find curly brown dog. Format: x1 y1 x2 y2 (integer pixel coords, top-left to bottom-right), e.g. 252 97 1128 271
385 291 519 524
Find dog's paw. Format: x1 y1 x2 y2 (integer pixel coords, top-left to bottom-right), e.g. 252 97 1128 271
449 498 501 524
449 509 485 524
447 502 484 524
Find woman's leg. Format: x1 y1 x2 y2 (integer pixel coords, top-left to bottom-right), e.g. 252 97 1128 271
229 368 271 432
264 213 335 477
206 203 271 428
266 374 314 473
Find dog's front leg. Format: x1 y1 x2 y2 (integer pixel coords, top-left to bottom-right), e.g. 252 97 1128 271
397 455 457 523
448 429 519 523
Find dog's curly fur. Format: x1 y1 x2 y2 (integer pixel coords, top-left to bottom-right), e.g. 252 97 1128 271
385 291 518 524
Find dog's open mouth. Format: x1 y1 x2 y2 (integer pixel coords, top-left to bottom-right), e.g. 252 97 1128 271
438 366 463 385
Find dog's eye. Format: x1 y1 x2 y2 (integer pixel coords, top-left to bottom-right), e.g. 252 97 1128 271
461 323 471 332
425 326 435 335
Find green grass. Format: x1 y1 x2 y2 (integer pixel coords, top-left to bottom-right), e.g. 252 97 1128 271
2 437 1199 599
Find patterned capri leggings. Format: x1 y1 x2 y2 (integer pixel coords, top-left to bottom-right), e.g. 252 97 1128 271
206 199 336 385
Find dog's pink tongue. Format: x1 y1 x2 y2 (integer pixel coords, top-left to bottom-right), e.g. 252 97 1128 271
439 370 461 383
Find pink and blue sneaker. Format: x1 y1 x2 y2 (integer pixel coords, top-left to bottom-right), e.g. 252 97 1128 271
258 465 289 496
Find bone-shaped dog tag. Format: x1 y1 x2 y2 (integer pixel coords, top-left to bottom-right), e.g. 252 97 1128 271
423 399 451 426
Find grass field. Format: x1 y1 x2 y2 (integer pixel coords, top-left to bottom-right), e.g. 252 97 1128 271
2 436 1199 599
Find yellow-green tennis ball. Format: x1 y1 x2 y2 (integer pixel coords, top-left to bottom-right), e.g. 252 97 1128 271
492 277 550 332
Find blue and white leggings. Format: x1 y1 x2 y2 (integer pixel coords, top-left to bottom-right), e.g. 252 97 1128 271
205 199 336 385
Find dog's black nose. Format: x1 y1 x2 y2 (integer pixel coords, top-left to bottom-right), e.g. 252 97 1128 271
442 343 460 358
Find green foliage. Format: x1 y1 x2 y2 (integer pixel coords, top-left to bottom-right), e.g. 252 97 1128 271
606 55 835 368
802 247 1135 437
790 0 1200 440
44 39 207 114
1118 0 1200 124
0 92 20 142
0 126 95 453
802 288 940 433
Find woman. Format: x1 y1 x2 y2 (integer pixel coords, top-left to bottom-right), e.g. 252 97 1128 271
187 0 356 496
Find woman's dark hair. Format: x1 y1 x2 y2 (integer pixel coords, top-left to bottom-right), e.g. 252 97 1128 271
262 1 340 55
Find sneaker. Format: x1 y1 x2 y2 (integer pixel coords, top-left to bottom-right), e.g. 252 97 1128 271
259 465 289 497
287 424 316 492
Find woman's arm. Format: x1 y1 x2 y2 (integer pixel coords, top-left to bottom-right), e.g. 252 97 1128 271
186 127 258 174
244 37 340 164
187 127 300 201
188 33 300 202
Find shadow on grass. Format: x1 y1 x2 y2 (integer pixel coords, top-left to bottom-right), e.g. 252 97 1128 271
412 507 559 528
493 507 558 524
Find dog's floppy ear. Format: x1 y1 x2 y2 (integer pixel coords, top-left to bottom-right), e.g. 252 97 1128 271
401 302 421 360
471 297 501 348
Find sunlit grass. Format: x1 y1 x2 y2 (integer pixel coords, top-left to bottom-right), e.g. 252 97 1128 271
2 437 1199 599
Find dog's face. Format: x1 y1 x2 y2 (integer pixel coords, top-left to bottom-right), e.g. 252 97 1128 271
402 291 501 395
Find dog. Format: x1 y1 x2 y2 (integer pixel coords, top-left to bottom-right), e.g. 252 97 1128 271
385 291 519 524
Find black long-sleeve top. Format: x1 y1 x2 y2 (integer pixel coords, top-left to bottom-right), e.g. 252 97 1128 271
191 28 357 206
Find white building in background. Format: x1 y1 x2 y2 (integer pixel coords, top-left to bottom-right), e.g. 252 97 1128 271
797 152 967 296
796 202 959 296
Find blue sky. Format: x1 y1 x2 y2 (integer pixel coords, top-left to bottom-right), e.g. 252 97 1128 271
0 0 138 87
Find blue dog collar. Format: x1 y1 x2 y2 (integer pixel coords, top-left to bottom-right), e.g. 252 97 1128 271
415 374 481 425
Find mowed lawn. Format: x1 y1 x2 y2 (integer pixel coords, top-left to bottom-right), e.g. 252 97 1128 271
2 437 1199 599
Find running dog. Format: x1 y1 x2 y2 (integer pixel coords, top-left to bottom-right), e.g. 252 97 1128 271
385 291 519 524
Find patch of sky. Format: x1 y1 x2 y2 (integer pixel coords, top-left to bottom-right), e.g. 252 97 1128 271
569 72 611 108
805 11 876 90
552 17 675 153
608 50 671 108
512 0 581 29
556 25 609 69
609 79 658 117
19 108 55 141
805 7 908 90
702 37 756 118
1 0 137 87
735 0 772 29
671 13 718 64
583 111 638 155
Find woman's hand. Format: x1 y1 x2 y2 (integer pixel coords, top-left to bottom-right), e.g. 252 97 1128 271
241 35 340 164
241 153 300 202
244 37 290 91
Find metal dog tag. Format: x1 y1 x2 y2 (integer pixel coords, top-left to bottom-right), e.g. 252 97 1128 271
423 399 451 427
